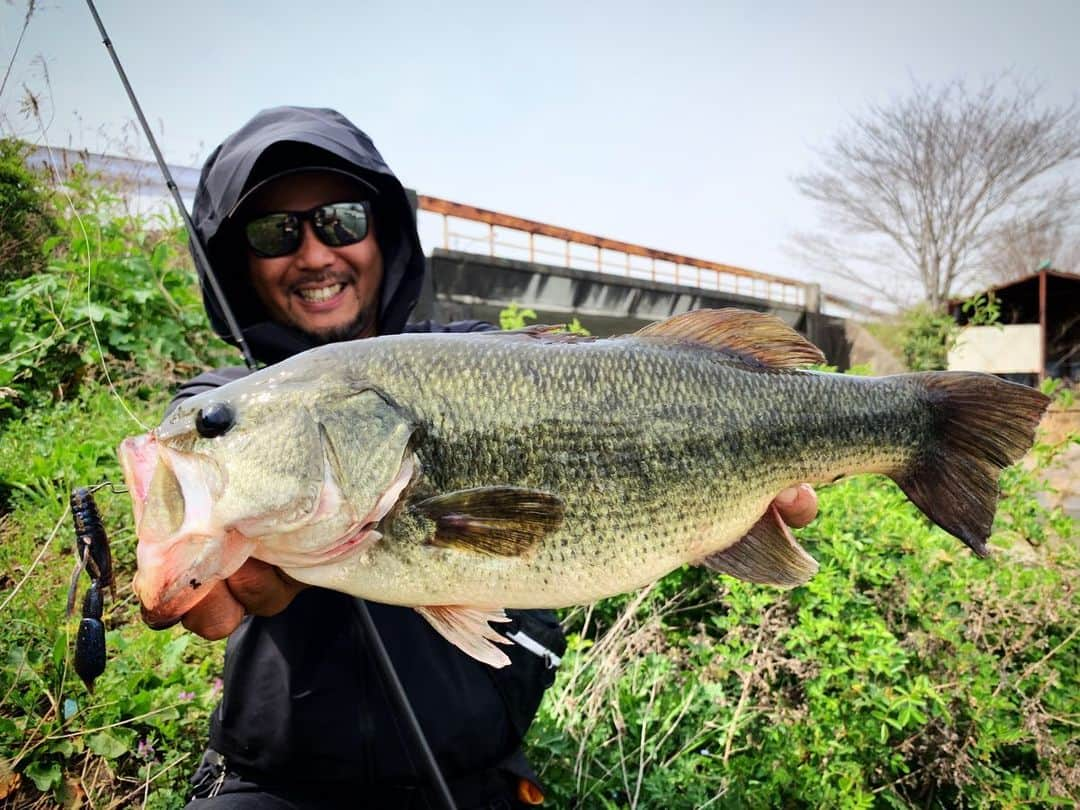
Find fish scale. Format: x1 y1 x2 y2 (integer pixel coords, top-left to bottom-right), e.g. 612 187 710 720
121 309 1049 667
308 334 928 606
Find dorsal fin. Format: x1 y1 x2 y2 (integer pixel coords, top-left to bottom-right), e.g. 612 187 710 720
491 324 597 344
633 309 825 368
498 324 567 336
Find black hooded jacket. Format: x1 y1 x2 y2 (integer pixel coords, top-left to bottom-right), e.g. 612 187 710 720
173 107 564 806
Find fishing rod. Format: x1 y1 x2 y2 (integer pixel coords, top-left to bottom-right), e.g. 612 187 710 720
83 0 255 370
83 4 457 807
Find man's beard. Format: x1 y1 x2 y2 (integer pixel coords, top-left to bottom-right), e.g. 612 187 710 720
301 302 378 345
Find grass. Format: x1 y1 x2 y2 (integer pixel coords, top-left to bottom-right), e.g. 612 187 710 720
0 160 1077 806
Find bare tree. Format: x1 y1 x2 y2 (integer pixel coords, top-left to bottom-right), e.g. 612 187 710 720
981 215 1080 283
792 77 1080 309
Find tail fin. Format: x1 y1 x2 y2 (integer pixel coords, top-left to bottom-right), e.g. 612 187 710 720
892 373 1050 557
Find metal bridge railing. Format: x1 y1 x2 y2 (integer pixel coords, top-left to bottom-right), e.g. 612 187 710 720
26 147 886 317
417 195 812 309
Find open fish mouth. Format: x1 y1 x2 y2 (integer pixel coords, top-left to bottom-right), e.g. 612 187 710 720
119 431 418 626
118 433 158 528
119 433 255 627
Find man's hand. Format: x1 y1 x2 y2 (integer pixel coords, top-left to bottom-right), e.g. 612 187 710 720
772 484 818 528
181 559 307 640
179 485 818 641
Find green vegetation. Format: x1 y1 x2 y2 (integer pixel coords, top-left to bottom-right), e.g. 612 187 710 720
1 145 1077 807
529 431 1078 807
0 163 230 423
0 146 232 807
869 293 1001 373
500 301 591 336
499 302 537 331
0 139 56 283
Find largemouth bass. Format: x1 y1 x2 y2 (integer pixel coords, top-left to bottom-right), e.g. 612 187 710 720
119 309 1049 666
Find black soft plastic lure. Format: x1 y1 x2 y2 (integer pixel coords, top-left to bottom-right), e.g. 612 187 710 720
68 486 116 691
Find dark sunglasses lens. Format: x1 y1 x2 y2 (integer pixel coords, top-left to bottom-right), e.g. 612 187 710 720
245 213 300 258
313 203 369 247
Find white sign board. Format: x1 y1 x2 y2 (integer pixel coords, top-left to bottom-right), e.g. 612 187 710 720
948 324 1041 374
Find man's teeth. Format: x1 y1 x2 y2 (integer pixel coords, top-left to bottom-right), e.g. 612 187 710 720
297 283 344 302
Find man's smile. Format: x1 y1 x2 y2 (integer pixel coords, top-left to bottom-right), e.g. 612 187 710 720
296 281 347 304
244 171 384 340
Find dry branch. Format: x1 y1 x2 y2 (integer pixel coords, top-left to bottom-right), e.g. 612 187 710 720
793 77 1080 308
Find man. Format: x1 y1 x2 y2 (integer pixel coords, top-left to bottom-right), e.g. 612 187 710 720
173 106 818 808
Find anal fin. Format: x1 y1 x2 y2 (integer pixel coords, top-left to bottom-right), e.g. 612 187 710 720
699 505 818 588
415 605 513 668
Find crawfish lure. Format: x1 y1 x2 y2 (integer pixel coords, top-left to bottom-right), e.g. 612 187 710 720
68 486 116 691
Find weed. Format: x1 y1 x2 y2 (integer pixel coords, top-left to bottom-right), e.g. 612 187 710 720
1 150 1075 807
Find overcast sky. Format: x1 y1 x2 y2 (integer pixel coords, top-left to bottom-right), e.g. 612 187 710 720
1 0 1077 308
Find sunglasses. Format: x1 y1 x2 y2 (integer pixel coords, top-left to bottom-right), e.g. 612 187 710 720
242 201 372 258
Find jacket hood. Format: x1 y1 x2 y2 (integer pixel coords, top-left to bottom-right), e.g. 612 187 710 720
191 106 425 365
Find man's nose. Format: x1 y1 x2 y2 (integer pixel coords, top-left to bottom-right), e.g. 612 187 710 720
294 222 335 269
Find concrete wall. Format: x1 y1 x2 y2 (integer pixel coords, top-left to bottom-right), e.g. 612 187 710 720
948 325 1042 374
419 249 851 367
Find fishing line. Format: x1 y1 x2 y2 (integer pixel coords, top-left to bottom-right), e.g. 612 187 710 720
84 3 455 806
84 0 256 370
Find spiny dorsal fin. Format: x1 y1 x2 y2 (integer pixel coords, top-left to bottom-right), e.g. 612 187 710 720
634 309 825 368
415 605 513 668
698 505 819 587
412 486 565 556
492 324 597 344
498 324 567 336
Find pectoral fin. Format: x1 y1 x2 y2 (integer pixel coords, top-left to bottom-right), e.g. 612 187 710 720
412 487 565 556
699 505 818 587
415 605 513 668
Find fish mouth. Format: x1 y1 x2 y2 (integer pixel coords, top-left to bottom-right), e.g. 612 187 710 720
118 433 158 527
117 431 417 627
119 434 255 627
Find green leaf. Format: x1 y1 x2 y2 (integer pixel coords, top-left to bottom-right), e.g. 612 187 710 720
46 738 75 757
86 728 135 759
23 759 62 792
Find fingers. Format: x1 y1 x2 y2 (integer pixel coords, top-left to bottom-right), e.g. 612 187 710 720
225 558 307 617
773 484 818 528
181 581 245 640
178 560 307 640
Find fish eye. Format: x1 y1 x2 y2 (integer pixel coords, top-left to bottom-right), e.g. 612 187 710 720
195 402 235 438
